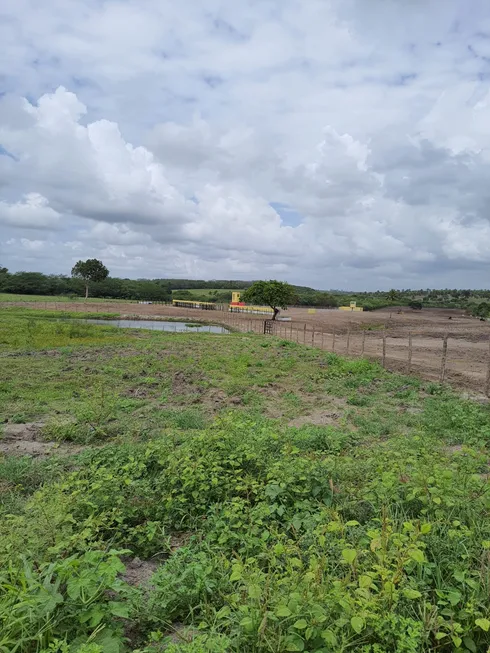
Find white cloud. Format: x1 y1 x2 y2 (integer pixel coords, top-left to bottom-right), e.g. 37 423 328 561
2 0 490 288
0 193 60 229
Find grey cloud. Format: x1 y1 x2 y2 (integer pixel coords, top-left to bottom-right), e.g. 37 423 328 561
2 1 490 289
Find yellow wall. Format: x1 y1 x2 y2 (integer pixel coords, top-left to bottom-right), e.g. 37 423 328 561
229 305 273 315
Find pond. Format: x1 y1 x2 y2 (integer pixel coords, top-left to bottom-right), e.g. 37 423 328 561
84 318 230 334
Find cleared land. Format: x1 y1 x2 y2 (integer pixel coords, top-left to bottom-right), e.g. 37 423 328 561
4 299 490 394
2 308 490 652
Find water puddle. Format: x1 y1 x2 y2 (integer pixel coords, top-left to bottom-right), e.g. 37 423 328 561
84 319 229 334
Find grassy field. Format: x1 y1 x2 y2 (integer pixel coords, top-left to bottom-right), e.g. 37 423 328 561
0 293 136 303
2 308 490 652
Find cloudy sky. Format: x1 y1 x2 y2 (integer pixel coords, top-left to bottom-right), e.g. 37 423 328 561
1 0 490 289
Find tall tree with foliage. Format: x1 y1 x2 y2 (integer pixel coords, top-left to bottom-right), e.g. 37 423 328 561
243 280 295 320
71 259 109 299
387 289 399 302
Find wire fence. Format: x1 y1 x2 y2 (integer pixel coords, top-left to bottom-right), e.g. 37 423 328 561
218 314 490 397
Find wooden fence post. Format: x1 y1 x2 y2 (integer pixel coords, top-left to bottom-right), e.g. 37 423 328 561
408 332 412 373
332 328 336 353
382 327 387 368
346 326 351 355
440 334 448 383
312 329 315 346
290 322 293 339
303 323 307 344
361 330 366 356
321 331 325 350
296 328 299 343
486 335 490 397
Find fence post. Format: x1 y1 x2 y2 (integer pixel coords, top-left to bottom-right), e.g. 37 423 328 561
408 332 412 373
332 328 336 353
321 331 325 350
289 322 293 339
486 335 490 397
346 325 351 355
303 323 307 344
361 330 366 356
311 329 315 346
296 327 299 343
382 327 387 367
440 334 448 383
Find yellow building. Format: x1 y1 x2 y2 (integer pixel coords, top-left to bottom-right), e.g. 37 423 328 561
339 301 363 312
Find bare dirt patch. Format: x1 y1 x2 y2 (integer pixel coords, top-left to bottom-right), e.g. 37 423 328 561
0 422 84 458
121 533 190 588
289 409 343 428
122 557 161 588
172 370 205 396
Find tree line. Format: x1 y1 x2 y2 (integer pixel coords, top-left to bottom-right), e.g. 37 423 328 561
1 262 489 313
0 267 172 301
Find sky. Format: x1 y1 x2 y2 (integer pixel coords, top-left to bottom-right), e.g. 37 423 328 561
1 0 490 290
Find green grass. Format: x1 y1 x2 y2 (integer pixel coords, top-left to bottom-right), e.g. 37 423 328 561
0 292 134 303
1 308 490 651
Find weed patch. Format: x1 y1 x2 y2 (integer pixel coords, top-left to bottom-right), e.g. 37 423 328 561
1 312 490 651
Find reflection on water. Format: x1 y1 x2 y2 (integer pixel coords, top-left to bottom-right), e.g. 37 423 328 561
84 319 229 334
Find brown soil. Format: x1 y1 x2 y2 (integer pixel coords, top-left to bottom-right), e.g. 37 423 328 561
121 533 190 588
289 410 342 428
121 557 161 588
0 422 84 457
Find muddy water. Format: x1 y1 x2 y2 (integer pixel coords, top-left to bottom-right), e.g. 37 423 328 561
84 318 229 334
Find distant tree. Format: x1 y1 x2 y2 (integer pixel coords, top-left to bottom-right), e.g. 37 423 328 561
71 259 109 299
173 290 194 300
5 272 50 295
472 302 490 319
387 289 399 302
243 280 295 320
0 265 8 291
409 300 423 311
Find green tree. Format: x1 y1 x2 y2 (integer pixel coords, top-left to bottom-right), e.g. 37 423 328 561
387 289 399 302
409 300 423 310
4 272 50 295
472 302 490 319
243 280 295 320
71 259 109 299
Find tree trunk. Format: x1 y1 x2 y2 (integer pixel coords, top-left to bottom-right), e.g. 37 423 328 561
85 284 89 299
272 307 279 321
